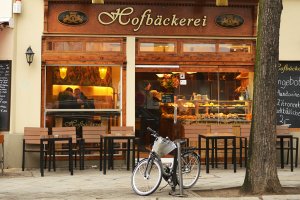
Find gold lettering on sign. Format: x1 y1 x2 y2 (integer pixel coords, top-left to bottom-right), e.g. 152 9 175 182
98 7 207 32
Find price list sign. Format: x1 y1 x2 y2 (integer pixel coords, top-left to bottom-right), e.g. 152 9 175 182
0 61 11 131
277 61 300 128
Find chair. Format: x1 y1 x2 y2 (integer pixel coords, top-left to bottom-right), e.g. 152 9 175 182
239 124 251 167
51 127 82 170
182 124 210 153
0 134 4 175
209 125 234 168
22 127 49 171
276 125 298 168
81 126 106 170
109 126 137 169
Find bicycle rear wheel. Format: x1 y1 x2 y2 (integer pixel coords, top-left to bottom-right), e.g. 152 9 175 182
131 158 162 196
178 151 201 188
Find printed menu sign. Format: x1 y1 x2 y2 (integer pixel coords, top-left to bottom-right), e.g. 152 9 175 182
0 61 11 131
277 61 300 128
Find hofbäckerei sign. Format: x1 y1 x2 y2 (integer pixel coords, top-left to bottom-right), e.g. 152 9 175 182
98 7 207 32
48 4 254 36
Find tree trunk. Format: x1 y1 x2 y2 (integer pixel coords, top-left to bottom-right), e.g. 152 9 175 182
241 0 283 195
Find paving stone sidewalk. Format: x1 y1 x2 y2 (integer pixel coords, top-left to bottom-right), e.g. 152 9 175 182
0 167 299 200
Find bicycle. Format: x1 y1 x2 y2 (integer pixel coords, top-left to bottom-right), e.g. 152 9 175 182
131 127 201 196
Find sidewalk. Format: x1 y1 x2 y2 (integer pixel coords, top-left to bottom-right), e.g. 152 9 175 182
0 166 300 200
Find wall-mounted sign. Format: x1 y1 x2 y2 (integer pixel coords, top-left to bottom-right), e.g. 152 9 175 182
48 4 255 36
0 60 11 131
161 93 174 103
277 61 300 128
215 14 244 28
98 7 207 32
58 11 88 26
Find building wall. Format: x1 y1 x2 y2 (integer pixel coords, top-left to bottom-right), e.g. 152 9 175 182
280 0 300 60
0 0 44 168
1 0 299 168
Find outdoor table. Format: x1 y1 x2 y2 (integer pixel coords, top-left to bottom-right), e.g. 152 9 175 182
100 134 137 175
40 135 73 177
198 133 237 173
277 134 293 172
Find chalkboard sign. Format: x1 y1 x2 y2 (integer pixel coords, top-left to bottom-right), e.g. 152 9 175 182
277 61 300 128
0 60 11 131
161 93 174 103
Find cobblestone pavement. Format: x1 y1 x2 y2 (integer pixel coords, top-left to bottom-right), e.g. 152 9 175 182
0 166 300 200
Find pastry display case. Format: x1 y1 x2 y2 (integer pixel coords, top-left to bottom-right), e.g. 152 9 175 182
160 99 252 124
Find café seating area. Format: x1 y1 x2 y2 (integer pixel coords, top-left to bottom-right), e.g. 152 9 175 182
22 126 139 176
183 124 299 173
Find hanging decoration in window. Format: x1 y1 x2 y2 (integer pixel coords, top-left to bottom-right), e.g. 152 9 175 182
53 66 112 86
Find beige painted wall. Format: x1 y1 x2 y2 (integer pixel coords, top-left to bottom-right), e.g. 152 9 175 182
1 0 44 168
13 0 43 133
280 0 300 60
126 37 136 128
0 29 14 60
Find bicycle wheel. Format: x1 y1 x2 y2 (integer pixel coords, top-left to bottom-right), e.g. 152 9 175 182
177 151 200 189
131 158 162 196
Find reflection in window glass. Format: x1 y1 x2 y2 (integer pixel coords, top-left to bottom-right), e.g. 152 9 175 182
86 42 121 52
53 42 83 51
183 43 216 52
219 44 251 53
140 42 175 52
103 42 121 52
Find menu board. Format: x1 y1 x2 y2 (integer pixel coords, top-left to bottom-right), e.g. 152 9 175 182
161 93 174 103
0 60 11 131
277 61 300 128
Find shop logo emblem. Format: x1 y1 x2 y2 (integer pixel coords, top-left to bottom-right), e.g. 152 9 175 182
215 14 244 28
58 11 88 26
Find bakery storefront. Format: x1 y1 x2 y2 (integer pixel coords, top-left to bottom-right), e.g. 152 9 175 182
43 0 257 143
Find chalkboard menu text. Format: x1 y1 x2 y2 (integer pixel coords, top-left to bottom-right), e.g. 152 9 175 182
0 60 11 131
277 61 300 128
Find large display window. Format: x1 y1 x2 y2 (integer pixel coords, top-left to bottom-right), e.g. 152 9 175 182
44 65 122 130
135 70 253 143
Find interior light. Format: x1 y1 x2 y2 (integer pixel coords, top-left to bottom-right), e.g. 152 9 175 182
59 67 67 79
99 66 107 79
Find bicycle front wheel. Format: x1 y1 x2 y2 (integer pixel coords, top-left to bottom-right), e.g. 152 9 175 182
178 151 201 189
131 158 162 196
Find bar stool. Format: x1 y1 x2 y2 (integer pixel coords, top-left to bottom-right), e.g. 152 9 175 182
0 134 4 175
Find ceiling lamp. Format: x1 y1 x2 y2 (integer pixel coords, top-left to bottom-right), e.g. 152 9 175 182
59 67 68 79
216 0 228 6
92 0 104 4
99 66 107 79
156 74 164 78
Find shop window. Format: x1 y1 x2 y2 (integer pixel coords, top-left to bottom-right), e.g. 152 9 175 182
86 42 121 52
139 42 175 53
219 44 251 53
182 43 216 52
50 41 83 52
44 65 122 128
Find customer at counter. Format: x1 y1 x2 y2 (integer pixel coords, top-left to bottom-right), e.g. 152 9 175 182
135 80 161 146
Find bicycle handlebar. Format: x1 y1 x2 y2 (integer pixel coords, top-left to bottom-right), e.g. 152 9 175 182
146 127 159 138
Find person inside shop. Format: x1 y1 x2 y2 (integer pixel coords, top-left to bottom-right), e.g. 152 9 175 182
234 78 249 100
74 88 95 109
136 81 161 147
58 87 82 109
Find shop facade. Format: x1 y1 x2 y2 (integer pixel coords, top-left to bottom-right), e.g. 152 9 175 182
0 0 300 167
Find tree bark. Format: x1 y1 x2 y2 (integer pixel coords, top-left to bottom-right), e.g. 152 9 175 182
241 0 283 195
